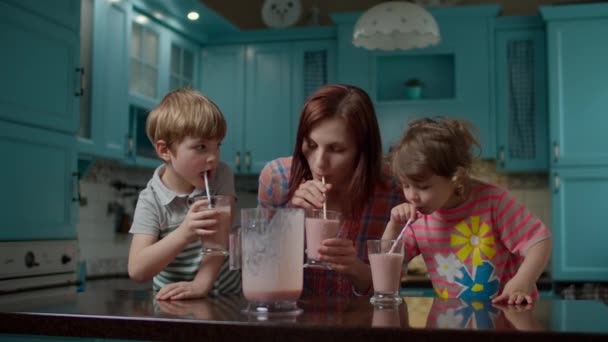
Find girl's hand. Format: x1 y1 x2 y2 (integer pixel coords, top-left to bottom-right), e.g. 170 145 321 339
178 200 220 242
389 203 418 227
492 276 536 305
318 238 359 275
290 179 332 210
155 281 208 300
383 203 418 240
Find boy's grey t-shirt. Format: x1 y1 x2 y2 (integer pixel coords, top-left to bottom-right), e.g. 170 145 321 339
130 162 241 295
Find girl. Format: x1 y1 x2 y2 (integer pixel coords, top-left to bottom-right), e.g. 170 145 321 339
384 117 551 304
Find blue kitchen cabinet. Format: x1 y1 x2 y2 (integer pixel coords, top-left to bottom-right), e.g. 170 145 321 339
201 45 246 172
333 6 501 156
0 1 80 135
540 3 608 282
550 167 608 281
126 10 200 169
201 42 291 174
1 0 81 32
79 3 198 169
79 0 130 161
244 42 292 173
494 17 548 172
0 120 78 241
291 39 336 134
542 4 608 167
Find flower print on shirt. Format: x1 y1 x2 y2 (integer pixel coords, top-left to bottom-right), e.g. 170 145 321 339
454 299 499 329
436 308 464 329
455 261 500 299
434 253 464 283
450 216 496 266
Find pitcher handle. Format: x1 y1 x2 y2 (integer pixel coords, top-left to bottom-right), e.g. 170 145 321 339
229 225 241 270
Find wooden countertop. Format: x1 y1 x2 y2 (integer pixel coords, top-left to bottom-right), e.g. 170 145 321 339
1 289 607 341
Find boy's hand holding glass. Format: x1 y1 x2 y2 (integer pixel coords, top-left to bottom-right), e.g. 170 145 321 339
179 199 220 242
187 195 232 256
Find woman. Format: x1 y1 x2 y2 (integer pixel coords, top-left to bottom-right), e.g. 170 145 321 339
257 84 405 297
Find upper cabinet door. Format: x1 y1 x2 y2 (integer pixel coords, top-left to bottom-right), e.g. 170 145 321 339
244 43 292 173
129 18 160 101
169 33 199 91
546 19 608 166
495 28 548 172
2 0 81 32
201 45 246 173
79 0 130 160
0 1 80 134
291 40 336 134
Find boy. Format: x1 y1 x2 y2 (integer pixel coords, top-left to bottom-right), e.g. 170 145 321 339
128 88 240 300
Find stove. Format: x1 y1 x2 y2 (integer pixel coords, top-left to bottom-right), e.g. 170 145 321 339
0 240 79 294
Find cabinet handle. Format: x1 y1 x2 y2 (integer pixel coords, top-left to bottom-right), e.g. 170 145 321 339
553 142 559 163
235 152 241 172
127 134 134 157
553 173 560 193
245 151 251 171
499 146 505 166
72 172 81 202
74 67 85 97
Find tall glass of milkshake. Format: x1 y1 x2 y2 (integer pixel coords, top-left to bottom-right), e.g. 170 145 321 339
367 239 405 305
304 209 343 269
188 195 232 256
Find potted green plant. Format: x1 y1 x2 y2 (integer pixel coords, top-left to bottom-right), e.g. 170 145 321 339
404 78 423 100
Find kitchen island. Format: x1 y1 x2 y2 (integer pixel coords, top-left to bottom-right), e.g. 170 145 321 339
1 289 607 341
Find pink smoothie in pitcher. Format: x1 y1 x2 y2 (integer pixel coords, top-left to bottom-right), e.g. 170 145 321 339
369 253 404 293
305 218 340 260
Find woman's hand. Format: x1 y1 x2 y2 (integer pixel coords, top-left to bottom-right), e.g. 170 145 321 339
318 238 359 275
289 179 331 209
155 281 208 301
492 276 536 305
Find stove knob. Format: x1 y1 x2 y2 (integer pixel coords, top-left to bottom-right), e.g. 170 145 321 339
25 251 39 268
61 255 72 264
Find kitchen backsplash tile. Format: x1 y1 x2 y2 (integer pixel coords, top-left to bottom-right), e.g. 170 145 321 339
77 159 551 277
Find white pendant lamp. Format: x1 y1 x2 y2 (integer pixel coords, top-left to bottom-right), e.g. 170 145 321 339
353 1 441 51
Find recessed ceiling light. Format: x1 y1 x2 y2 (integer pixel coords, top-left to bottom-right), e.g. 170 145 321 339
152 11 164 20
187 11 199 21
134 14 149 24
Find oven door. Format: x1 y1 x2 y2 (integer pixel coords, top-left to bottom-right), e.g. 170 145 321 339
0 240 79 295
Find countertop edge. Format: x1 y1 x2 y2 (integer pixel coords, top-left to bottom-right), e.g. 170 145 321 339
1 312 605 342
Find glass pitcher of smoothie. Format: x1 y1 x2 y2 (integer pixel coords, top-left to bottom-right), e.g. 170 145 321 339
230 208 305 316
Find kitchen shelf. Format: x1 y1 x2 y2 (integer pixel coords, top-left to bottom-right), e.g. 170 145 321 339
375 53 455 102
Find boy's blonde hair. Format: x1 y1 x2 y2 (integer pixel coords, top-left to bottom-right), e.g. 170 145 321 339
390 117 480 196
146 88 226 149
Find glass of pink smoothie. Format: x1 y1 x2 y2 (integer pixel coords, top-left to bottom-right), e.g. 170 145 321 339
188 194 232 256
304 209 343 269
367 239 405 305
231 208 305 316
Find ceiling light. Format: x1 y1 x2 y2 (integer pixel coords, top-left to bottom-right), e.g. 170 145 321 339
134 14 149 25
187 11 200 21
353 1 441 51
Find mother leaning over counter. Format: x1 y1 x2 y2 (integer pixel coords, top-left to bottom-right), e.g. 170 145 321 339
257 84 405 297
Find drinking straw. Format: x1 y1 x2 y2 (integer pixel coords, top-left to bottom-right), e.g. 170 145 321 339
321 176 327 219
389 215 415 254
203 171 212 208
